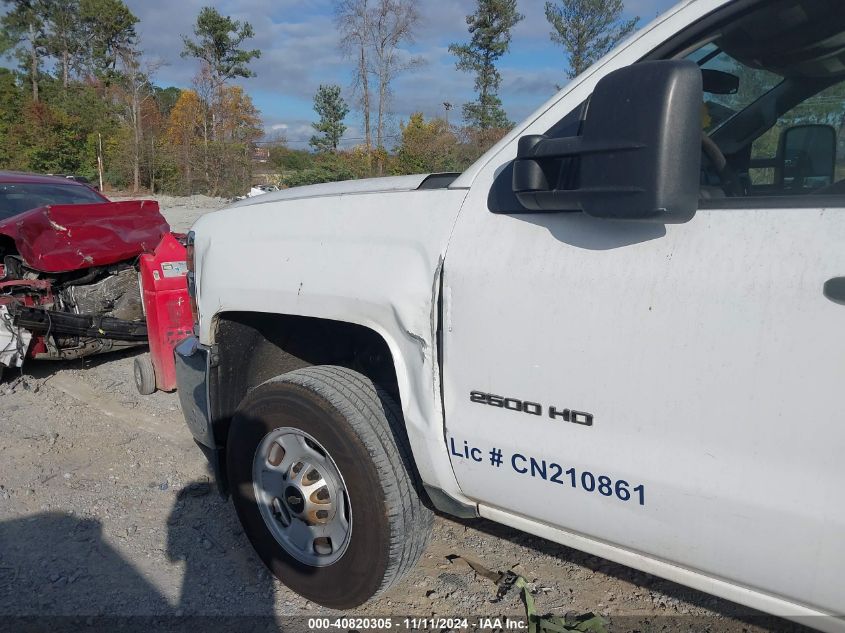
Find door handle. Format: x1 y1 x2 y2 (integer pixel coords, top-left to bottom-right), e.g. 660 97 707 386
824 277 845 305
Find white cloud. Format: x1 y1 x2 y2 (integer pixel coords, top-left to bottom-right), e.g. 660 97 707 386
122 0 675 141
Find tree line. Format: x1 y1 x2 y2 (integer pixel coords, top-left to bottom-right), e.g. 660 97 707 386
0 0 263 196
294 0 638 186
0 0 639 196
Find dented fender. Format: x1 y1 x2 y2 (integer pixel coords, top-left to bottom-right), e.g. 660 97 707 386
190 185 472 505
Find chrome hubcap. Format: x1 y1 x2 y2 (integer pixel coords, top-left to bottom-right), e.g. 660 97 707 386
252 428 352 566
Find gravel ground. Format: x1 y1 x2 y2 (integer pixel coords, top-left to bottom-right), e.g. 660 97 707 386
110 193 230 232
0 196 816 632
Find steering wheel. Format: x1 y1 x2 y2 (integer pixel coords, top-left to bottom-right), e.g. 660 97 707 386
701 134 744 197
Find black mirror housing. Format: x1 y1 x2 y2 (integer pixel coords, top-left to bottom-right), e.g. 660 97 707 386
777 124 837 191
513 60 703 223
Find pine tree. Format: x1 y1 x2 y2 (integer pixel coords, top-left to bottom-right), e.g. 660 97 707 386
309 84 349 153
43 0 82 89
0 68 23 165
79 0 139 78
545 0 638 79
181 7 261 88
449 0 523 132
0 0 50 101
181 6 261 187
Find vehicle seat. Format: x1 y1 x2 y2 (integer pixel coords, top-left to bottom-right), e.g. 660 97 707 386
812 178 845 195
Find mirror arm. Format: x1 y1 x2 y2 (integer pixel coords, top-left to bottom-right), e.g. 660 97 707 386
514 134 646 211
516 186 646 213
518 134 645 159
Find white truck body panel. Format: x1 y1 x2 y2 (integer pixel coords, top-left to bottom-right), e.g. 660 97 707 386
443 201 845 619
481 505 843 633
441 0 845 622
191 186 471 501
439 0 845 623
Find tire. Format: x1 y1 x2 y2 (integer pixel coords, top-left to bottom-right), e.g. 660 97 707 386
133 354 156 395
227 365 433 609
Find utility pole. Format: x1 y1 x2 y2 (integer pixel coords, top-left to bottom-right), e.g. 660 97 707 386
443 101 453 126
97 133 105 192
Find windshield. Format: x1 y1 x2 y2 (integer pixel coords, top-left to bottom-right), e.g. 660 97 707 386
0 182 106 222
689 43 783 133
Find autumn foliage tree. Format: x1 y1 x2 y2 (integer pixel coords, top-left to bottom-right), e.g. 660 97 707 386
208 85 262 195
165 86 261 196
394 113 460 174
0 0 151 188
178 6 263 195
166 89 204 193
0 0 263 196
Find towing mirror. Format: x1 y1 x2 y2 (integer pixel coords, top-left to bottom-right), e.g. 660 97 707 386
777 124 836 191
513 60 702 223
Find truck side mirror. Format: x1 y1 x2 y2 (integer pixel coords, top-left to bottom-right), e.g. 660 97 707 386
512 60 703 223
777 124 836 191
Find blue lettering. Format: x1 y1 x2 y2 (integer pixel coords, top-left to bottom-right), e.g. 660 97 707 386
529 458 547 480
449 437 463 458
511 453 527 474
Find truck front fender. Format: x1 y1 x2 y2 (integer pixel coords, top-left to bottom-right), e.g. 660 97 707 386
191 188 474 509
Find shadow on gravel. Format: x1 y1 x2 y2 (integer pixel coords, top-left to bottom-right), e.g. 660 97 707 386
0 480 281 632
165 482 277 616
0 511 170 615
440 514 814 633
4 346 149 383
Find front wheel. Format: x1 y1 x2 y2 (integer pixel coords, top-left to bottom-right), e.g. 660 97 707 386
227 366 433 608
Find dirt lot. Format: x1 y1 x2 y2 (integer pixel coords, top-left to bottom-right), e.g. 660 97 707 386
0 197 812 632
109 193 231 232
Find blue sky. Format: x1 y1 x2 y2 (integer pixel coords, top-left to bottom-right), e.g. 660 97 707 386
10 0 679 146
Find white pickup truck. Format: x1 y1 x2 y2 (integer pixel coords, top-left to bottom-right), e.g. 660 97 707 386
175 0 845 629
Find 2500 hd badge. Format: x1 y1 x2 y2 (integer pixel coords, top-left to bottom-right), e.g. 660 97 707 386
469 390 594 426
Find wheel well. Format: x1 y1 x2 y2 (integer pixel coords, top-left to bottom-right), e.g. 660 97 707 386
0 235 18 260
210 311 401 448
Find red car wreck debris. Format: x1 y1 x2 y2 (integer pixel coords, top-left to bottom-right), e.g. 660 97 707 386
0 171 191 387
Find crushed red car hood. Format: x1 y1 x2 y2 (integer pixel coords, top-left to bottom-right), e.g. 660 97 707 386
0 200 170 273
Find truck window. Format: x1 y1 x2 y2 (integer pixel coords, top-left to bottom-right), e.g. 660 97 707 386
749 81 845 191
507 0 845 211
690 43 782 134
678 1 845 204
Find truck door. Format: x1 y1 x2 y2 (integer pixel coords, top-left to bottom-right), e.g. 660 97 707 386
441 12 845 614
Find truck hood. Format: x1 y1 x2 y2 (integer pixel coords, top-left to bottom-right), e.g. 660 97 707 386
0 200 170 273
191 175 469 348
231 174 437 208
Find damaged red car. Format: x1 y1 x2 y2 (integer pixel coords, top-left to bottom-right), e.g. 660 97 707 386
0 171 191 388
